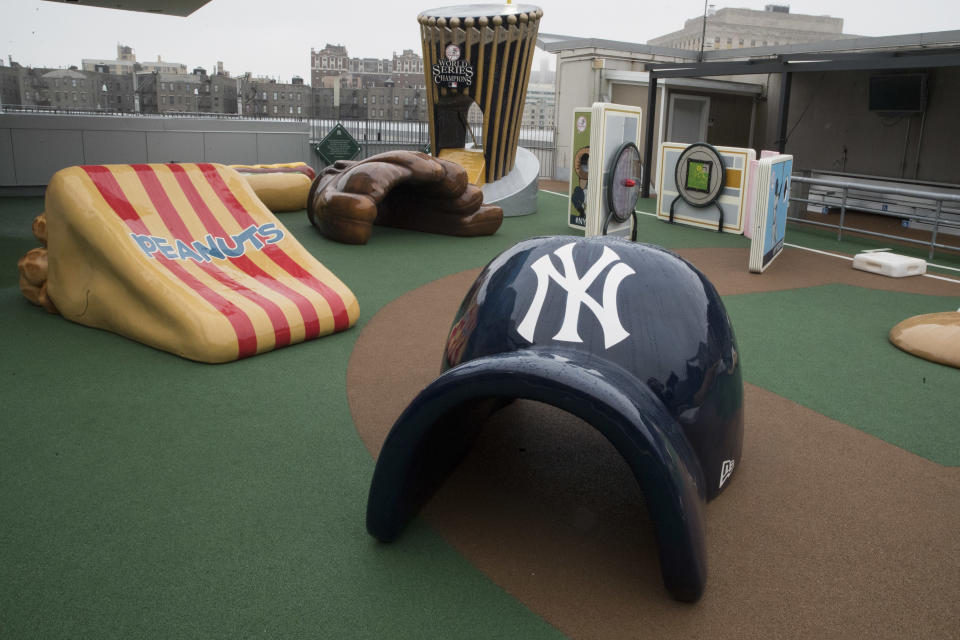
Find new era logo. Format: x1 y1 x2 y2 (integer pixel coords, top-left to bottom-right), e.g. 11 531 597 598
719 459 735 488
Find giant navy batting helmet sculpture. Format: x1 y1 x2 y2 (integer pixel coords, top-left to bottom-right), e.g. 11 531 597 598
366 236 743 602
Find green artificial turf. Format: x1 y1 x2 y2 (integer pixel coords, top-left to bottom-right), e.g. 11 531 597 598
1 195 571 639
2 188 958 638
725 284 960 465
1 197 46 289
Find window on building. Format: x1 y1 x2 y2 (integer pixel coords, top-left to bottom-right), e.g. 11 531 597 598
751 40 756 46
281 92 285 99
79 79 85 87
273 105 278 113
71 79 76 87
297 93 301 100
363 96 367 104
379 109 383 117
273 91 278 100
394 96 398 104
371 96 376 104
262 91 267 99
726 38 732 47
297 106 302 114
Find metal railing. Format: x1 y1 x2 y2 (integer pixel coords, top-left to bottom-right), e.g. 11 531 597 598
309 118 556 178
0 104 309 121
789 176 960 259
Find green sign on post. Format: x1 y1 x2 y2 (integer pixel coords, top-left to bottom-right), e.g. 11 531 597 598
314 123 361 165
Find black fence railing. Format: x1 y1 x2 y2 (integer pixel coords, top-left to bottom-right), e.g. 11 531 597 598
0 106 557 178
309 118 556 178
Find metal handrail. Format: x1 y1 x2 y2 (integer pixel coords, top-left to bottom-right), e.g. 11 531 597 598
789 175 960 259
791 176 960 204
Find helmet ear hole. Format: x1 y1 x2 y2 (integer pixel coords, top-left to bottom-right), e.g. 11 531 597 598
367 350 708 601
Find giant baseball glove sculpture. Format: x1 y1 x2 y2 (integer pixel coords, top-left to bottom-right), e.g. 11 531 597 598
307 151 503 244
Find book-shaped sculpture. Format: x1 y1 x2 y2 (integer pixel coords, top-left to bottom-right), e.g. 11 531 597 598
656 142 756 234
748 154 793 273
16 163 359 363
229 162 316 212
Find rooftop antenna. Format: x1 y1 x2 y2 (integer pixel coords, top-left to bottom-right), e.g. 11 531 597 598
698 0 708 62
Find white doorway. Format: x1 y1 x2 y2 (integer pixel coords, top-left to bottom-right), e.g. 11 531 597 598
667 94 710 143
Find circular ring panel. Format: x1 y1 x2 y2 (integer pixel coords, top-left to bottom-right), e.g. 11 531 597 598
607 142 642 223
574 146 590 181
674 143 725 208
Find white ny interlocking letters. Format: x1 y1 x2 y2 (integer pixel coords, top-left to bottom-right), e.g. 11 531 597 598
516 243 635 349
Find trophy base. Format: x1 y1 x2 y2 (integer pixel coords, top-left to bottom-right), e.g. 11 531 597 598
481 147 540 217
437 148 486 186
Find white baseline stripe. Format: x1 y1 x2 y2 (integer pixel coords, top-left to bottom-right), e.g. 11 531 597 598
783 243 960 283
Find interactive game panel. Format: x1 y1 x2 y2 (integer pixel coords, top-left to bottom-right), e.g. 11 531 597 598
748 154 793 273
656 142 756 234
584 103 643 239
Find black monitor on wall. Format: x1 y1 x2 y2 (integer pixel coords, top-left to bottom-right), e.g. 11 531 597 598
869 74 927 114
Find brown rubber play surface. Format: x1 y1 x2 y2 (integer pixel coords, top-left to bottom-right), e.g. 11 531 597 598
348 246 960 638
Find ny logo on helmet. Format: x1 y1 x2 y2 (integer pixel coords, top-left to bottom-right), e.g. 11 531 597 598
517 242 635 349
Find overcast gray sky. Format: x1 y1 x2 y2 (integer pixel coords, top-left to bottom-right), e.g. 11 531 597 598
2 0 957 81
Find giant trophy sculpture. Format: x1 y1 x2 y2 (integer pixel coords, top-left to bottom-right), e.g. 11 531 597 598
418 3 543 185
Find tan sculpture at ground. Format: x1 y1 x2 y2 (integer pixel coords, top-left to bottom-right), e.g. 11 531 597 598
307 150 503 245
889 311 960 368
17 214 57 314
